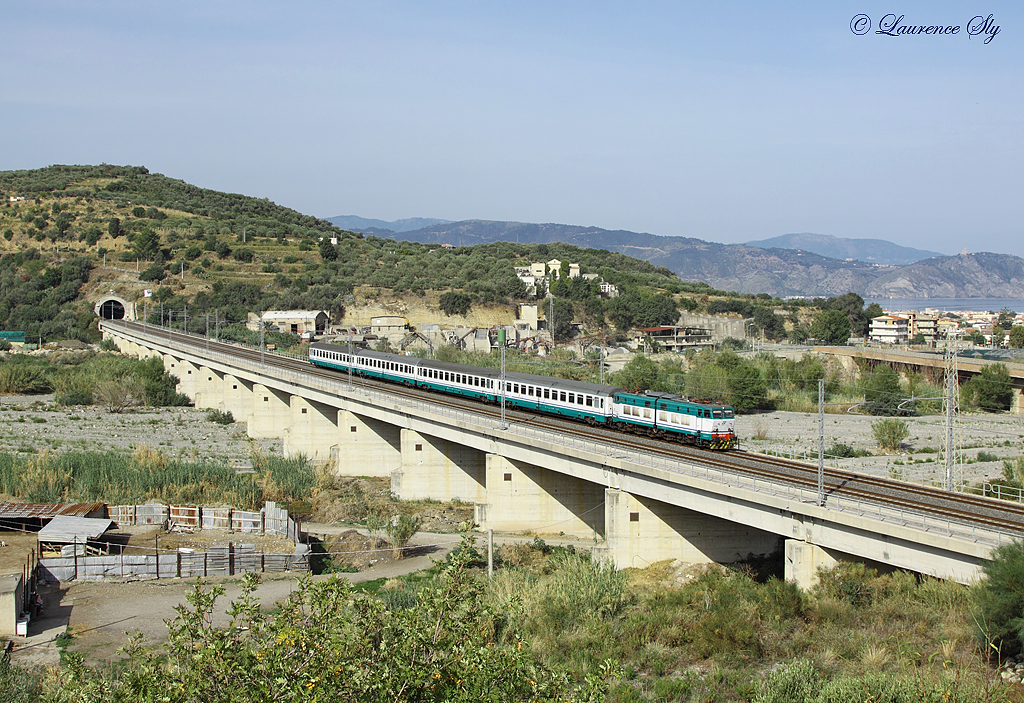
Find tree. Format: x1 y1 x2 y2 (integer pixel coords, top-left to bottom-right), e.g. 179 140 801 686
728 363 768 413
139 262 165 282
439 290 472 316
107 217 121 238
1010 326 1024 349
753 306 785 340
992 326 1006 348
976 539 1024 658
133 227 160 259
809 309 851 345
614 353 660 392
863 364 905 416
550 298 576 341
318 238 338 261
997 307 1016 330
232 247 255 263
967 363 1013 412
910 333 926 345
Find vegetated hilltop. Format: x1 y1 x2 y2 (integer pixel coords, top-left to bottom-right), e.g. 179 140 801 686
744 231 945 266
373 219 1024 298
0 165 694 343
328 215 453 233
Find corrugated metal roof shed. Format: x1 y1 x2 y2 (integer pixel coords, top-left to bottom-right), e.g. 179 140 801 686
0 502 105 520
37 516 113 545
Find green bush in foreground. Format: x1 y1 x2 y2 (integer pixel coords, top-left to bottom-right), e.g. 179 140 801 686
976 539 1024 659
44 538 614 702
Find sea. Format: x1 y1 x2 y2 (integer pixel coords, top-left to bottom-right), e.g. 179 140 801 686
865 298 1024 314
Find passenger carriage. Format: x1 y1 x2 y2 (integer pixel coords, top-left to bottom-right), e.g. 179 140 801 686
309 342 736 449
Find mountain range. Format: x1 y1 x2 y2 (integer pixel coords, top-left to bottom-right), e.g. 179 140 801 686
743 233 945 266
328 215 452 233
329 217 1024 299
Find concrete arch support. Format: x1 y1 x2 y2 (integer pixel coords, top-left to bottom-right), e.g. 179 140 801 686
332 410 401 478
477 454 604 538
284 396 338 463
392 429 485 503
600 489 780 571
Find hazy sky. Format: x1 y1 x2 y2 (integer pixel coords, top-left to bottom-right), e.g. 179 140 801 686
3 2 1022 256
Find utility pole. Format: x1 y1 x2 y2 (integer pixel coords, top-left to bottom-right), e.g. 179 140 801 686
943 339 961 492
817 378 825 506
348 331 353 390
600 341 605 385
143 302 147 330
260 313 265 365
205 314 210 350
499 329 507 429
214 309 219 341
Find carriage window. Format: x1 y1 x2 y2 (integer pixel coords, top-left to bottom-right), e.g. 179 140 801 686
660 404 667 410
560 391 566 402
543 389 549 399
586 396 593 407
644 401 651 408
568 393 575 404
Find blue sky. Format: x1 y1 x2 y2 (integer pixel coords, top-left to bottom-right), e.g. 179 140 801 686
2 2 1022 256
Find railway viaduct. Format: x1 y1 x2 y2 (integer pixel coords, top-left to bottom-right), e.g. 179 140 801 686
100 320 1019 589
817 346 1024 415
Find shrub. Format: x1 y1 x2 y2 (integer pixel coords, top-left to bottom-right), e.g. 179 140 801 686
965 363 1013 412
232 247 255 263
977 451 999 463
205 408 235 425
55 389 94 406
827 442 870 459
753 658 818 703
439 290 472 316
863 364 906 416
872 418 909 451
385 513 423 559
976 538 1024 658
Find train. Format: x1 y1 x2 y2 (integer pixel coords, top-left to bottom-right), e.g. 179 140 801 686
309 342 738 450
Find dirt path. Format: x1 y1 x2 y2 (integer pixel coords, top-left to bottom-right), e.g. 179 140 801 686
10 531 461 668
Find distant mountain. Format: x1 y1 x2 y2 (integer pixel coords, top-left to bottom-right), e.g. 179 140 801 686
391 219 1024 298
327 215 452 233
744 232 945 266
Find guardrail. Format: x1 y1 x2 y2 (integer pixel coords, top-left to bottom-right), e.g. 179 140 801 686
101 319 1021 549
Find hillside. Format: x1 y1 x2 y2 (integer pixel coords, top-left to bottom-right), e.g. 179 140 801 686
387 219 1024 298
327 215 452 233
0 165 689 343
743 232 945 266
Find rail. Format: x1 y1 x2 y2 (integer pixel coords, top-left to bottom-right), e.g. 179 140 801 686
102 319 1021 549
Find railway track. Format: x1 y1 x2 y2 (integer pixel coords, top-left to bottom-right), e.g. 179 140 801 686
114 322 1024 537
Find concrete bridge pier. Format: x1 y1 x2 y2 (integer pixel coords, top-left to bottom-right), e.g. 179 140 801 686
476 455 605 538
165 358 199 398
193 366 225 410
284 396 337 463
392 429 485 504
599 489 781 571
332 410 401 478
219 374 253 420
784 539 840 590
248 384 291 440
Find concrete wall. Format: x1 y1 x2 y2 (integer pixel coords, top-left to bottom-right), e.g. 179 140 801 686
392 429 485 503
284 396 337 463
0 574 23 636
478 454 604 538
334 410 402 477
600 489 781 570
248 384 291 440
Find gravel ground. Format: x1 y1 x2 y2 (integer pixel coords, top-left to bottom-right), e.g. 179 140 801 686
0 394 281 461
736 410 1024 486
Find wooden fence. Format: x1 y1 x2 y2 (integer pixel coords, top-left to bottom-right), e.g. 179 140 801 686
108 501 299 542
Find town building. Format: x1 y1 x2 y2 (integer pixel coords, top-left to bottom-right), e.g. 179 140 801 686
870 315 909 344
248 310 329 337
631 326 714 352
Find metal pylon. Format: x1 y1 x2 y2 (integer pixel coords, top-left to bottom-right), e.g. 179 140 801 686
942 339 962 492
